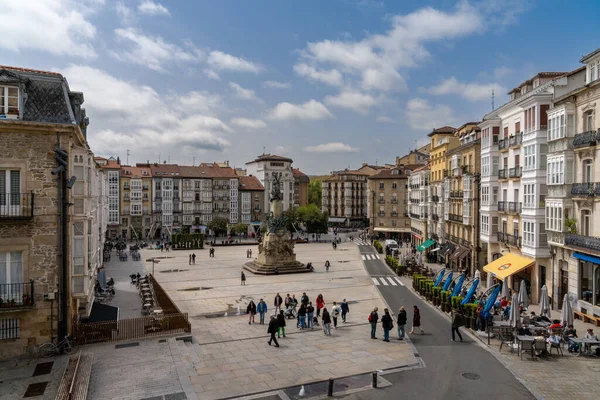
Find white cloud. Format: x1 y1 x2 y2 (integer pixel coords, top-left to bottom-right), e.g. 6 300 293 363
112 28 200 71
116 1 135 25
324 91 378 114
264 80 291 89
376 116 395 123
204 69 220 80
229 82 261 102
138 0 170 16
304 142 359 153
421 77 505 102
405 98 458 130
230 118 267 129
0 0 97 58
293 63 343 87
174 91 223 116
208 51 261 73
494 66 514 79
62 65 231 155
268 100 333 121
275 145 288 154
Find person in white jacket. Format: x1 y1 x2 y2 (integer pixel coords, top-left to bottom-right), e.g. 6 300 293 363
331 302 341 329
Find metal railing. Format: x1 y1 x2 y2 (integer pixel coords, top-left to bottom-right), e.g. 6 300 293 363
508 202 522 213
498 169 507 179
420 213 428 220
0 192 34 220
379 212 385 217
449 214 463 223
509 166 522 178
498 201 506 212
565 233 600 253
498 138 509 151
0 281 34 309
497 232 522 247
460 238 471 247
450 191 464 198
573 130 600 149
509 133 523 147
571 182 600 197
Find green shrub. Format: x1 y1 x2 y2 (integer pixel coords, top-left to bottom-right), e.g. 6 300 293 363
374 241 383 253
172 233 204 249
432 287 442 298
425 281 433 294
451 296 464 309
440 290 449 303
463 303 478 317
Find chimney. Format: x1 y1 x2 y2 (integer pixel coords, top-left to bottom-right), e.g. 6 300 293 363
117 156 121 165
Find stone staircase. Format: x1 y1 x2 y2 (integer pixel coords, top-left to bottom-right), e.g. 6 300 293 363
243 261 311 275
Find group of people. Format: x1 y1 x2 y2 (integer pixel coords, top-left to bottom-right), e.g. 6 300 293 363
246 249 253 258
188 253 196 264
368 305 422 342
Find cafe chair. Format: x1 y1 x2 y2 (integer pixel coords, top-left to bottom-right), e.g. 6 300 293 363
549 341 564 356
520 340 536 361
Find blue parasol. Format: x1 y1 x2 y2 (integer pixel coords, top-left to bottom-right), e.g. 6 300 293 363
442 271 454 291
482 285 501 319
460 278 479 305
451 274 466 298
434 269 445 287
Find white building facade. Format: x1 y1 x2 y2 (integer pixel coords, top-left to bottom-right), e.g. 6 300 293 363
246 155 295 214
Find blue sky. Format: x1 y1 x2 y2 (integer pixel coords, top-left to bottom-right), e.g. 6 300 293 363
2 0 599 174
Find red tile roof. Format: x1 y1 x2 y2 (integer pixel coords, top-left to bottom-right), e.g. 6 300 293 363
292 168 308 178
121 166 151 178
0 65 62 77
149 163 181 176
239 175 264 190
428 126 456 136
247 154 293 164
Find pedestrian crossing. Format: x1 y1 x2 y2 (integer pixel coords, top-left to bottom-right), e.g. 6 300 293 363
353 239 371 246
361 254 380 261
372 276 405 287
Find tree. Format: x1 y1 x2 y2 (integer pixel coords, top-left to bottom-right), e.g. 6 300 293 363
308 179 322 206
284 206 300 233
297 204 328 234
208 216 228 236
232 222 248 236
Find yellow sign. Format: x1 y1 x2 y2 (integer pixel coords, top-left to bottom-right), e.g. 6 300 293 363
482 253 534 281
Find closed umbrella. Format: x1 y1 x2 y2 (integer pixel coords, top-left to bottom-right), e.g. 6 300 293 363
451 274 466 298
560 293 573 327
474 269 481 282
434 269 445 287
509 293 520 329
501 279 510 299
482 285 502 319
518 280 529 309
540 285 551 318
417 252 423 266
442 272 454 291
460 278 479 306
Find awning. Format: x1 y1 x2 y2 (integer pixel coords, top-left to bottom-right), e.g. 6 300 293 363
482 253 535 281
451 246 470 261
439 242 456 257
431 247 440 252
573 252 600 265
89 302 119 322
417 239 435 252
374 227 410 232
328 217 347 223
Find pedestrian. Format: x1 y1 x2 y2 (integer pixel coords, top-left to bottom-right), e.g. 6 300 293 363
316 294 324 317
274 292 283 315
369 307 379 339
331 302 341 329
409 305 424 334
285 293 292 309
340 299 349 323
325 260 330 272
322 308 332 336
241 271 246 286
290 294 298 312
301 292 309 307
249 249 252 258
397 306 407 340
191 253 196 264
246 300 256 324
298 304 307 329
451 308 464 342
257 298 267 324
267 315 280 347
381 308 393 342
277 310 286 338
307 302 314 329
189 254 192 265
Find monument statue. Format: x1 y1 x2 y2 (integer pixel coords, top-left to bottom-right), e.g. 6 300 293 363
244 172 307 275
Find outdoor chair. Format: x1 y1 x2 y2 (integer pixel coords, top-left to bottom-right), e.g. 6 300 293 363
534 340 547 356
520 340 536 360
499 330 515 352
522 316 531 325
549 341 563 356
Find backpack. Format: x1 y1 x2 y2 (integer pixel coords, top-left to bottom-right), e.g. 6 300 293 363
368 313 373 322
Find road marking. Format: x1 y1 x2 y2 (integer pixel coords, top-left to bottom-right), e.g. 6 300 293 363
372 278 380 286
386 277 397 286
375 254 380 259
362 255 366 260
380 278 389 286
394 277 405 286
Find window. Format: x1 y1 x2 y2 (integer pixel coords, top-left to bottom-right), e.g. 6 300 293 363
0 318 20 340
523 184 535 209
585 112 594 131
545 203 563 232
0 86 19 117
481 186 489 205
379 182 384 189
0 251 23 299
524 145 536 170
581 210 591 236
0 170 21 211
492 187 498 205
482 156 490 176
73 222 84 275
584 160 593 183
481 215 489 234
547 157 564 185
131 203 142 215
523 221 535 247
392 182 397 189
591 62 597 83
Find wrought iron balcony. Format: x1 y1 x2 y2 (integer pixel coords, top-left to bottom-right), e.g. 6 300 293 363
498 138 509 151
573 130 600 149
509 133 523 147
420 213 428 220
391 199 398 204
0 192 34 220
431 195 440 203
449 213 463 223
565 233 600 253
378 212 385 217
497 232 521 247
450 191 464 199
0 281 34 310
409 212 420 219
509 166 522 179
571 182 600 197
508 202 522 213
498 201 506 212
498 169 507 179
378 199 386 204
460 238 471 247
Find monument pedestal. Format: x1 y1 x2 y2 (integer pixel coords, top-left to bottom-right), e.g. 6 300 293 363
243 232 309 275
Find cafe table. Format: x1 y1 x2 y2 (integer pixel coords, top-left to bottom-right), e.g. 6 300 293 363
570 338 600 356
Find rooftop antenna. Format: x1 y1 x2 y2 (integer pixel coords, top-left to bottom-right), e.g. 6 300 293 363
126 149 130 165
263 146 266 155
168 156 170 164
492 89 495 111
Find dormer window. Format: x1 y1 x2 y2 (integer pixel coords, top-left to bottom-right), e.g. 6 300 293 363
590 61 597 83
0 86 19 119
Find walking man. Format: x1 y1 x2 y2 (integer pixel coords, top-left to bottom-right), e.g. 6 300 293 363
277 310 286 338
298 304 307 329
451 308 464 342
322 308 332 336
267 316 280 347
257 298 267 324
381 308 393 342
369 307 379 339
249 249 252 258
325 260 330 272
397 306 407 340
340 299 349 323
241 271 246 285
191 253 196 264
189 254 192 265
274 293 283 315
331 302 341 329
409 305 424 334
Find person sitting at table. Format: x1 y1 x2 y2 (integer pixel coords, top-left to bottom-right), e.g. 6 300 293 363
529 311 551 324
548 319 562 330
563 324 579 353
584 328 600 354
503 301 511 321
546 332 560 346
518 326 532 336
499 296 509 308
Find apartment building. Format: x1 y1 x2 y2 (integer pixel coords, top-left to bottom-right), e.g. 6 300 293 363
396 144 430 166
547 49 600 314
408 165 430 247
148 163 181 240
101 157 121 240
246 154 295 214
179 165 214 232
443 123 482 275
119 165 152 240
321 170 368 227
368 166 412 240
292 168 310 208
239 175 265 234
0 66 104 358
428 127 459 249
480 72 566 303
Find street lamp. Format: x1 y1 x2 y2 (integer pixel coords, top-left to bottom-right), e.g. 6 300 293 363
146 258 160 275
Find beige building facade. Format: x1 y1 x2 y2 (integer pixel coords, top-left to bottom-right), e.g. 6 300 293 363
322 170 369 227
368 166 411 240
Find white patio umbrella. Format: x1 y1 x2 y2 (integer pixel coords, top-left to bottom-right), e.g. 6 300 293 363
501 279 510 299
540 285 551 318
560 293 573 327
474 269 481 282
417 252 423 266
518 280 529 309
509 293 521 329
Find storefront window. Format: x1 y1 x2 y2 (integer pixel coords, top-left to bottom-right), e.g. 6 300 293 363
580 261 594 303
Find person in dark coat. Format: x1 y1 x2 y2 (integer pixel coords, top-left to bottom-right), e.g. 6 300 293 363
410 305 423 334
274 293 283 315
397 306 407 340
298 304 307 329
267 316 280 347
277 310 286 338
241 271 246 286
340 299 350 323
451 308 464 342
301 292 309 307
322 308 332 335
369 307 379 339
246 300 256 324
381 308 393 342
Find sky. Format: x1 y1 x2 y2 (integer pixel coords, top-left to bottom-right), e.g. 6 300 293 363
2 0 600 174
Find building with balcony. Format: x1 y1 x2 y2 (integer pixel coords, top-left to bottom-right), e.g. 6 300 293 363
149 163 181 240
443 122 483 275
238 175 265 234
246 154 295 215
100 157 121 240
408 165 430 247
292 168 310 208
368 166 415 240
396 144 430 166
321 169 368 227
0 66 105 358
179 165 214 233
480 71 567 303
119 165 152 240
547 49 600 314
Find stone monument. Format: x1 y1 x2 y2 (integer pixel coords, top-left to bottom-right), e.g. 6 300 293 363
243 172 309 275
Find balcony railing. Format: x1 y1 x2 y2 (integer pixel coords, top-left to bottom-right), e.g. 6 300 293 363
0 192 35 220
509 133 523 147
420 213 428 220
431 195 439 203
410 212 420 219
450 191 464 199
498 201 506 212
0 281 34 310
378 212 385 217
509 166 522 179
498 138 509 151
391 212 397 217
508 202 522 213
497 232 522 247
498 169 507 179
565 233 600 253
571 182 600 197
391 199 398 204
573 130 600 149
449 213 463 223
460 238 471 247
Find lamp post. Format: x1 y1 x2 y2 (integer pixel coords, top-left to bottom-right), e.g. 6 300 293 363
146 258 160 275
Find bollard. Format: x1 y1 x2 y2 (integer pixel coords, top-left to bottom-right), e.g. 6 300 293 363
328 378 334 396
372 371 378 388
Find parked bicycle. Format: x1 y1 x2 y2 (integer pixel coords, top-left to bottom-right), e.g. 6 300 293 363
39 335 77 357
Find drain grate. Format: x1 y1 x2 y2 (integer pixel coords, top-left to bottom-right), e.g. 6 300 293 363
175 336 193 343
165 393 187 400
115 342 140 349
32 361 54 377
338 260 350 263
24 382 48 398
178 286 212 291
462 372 481 380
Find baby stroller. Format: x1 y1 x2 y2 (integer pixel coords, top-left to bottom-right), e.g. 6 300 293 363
284 305 296 319
312 316 320 327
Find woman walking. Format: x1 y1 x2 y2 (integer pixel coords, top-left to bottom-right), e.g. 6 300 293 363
316 294 324 317
247 300 257 324
241 271 246 286
409 305 423 334
451 308 464 342
381 308 393 342
322 308 332 336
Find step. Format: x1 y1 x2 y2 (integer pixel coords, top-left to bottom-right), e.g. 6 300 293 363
243 261 312 275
